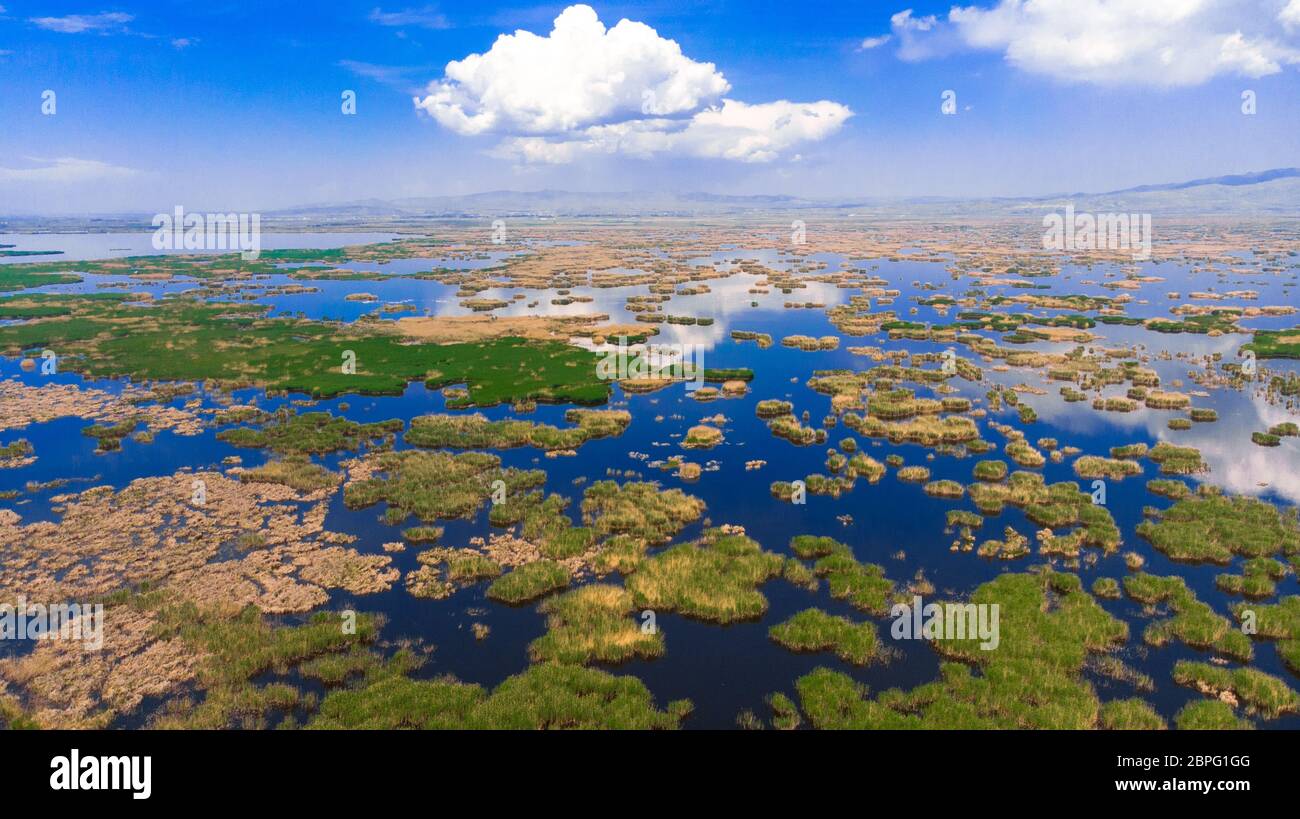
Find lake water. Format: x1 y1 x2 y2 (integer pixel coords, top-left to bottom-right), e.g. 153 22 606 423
1 235 1297 729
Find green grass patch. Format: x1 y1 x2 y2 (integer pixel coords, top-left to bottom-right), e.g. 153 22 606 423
625 528 783 623
0 294 610 403
406 409 630 450
973 459 1008 482
0 438 34 462
1136 494 1300 564
789 535 845 559
1230 596 1300 674
486 560 569 604
1146 479 1191 500
81 417 141 452
529 584 664 664
309 660 689 729
1091 577 1121 599
1073 456 1142 480
1172 660 1298 718
218 410 401 454
0 267 82 292
794 572 1126 728
344 450 545 523
1099 698 1166 729
580 480 705 544
146 599 379 729
813 545 894 615
1245 326 1300 360
1146 442 1207 474
769 608 880 665
239 456 340 492
1174 699 1252 730
1122 573 1252 660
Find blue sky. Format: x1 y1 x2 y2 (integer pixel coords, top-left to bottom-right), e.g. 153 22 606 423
2 1 1299 213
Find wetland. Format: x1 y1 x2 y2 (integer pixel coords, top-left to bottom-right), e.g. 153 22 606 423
0 216 1297 730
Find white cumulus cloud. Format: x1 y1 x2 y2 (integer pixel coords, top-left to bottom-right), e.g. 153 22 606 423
1280 0 1300 30
414 4 850 163
494 99 853 164
891 0 1300 86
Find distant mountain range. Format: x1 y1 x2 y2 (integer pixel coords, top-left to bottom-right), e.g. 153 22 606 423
4 169 1298 227
265 168 1300 220
268 190 820 219
1098 167 1300 195
1021 169 1300 218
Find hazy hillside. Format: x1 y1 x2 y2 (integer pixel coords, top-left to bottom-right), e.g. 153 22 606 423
268 170 1300 220
4 170 1297 228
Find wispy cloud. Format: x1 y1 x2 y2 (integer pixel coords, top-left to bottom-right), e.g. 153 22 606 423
0 157 139 184
369 5 450 30
339 59 436 92
27 11 198 53
29 11 133 34
856 34 891 51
